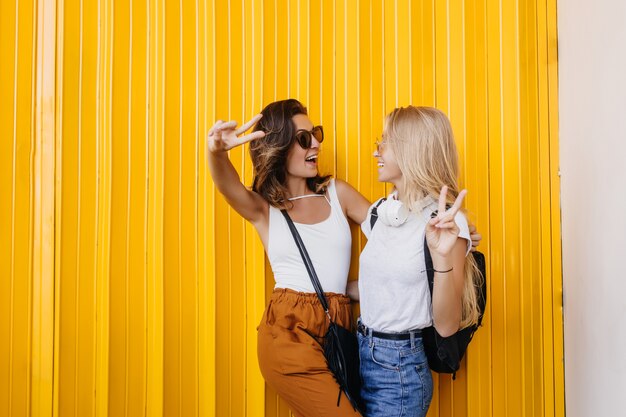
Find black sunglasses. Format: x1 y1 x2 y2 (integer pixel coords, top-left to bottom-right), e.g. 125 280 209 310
294 125 324 149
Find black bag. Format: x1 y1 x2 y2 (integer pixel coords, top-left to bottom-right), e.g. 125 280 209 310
281 210 364 412
422 239 487 376
370 199 487 378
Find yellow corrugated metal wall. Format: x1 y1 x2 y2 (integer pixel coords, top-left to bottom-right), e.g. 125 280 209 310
0 0 563 416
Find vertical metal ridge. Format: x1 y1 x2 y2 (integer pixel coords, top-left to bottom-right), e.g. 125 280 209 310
190 0 201 409
499 0 509 407
141 0 151 410
0 1 14 412
94 0 112 413
273 0 277 99
531 0 550 411
146 0 164 415
177 1 183 413
197 0 216 413
8 0 19 410
513 1 527 415
26 2 36 415
73 1 85 415
407 0 412 103
355 0 361 188
8 85 15 417
457 0 466 213
342 0 347 172
394 0 398 104
31 0 57 413
123 2 134 415
208 0 215 409
545 0 564 415
198 0 207 411
242 1 249 414
52 0 66 415
332 0 336 173
225 0 232 411
303 0 307 100
380 0 385 114
446 0 451 112
286 0 290 95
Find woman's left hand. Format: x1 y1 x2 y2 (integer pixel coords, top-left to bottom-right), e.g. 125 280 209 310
469 223 482 252
425 186 467 257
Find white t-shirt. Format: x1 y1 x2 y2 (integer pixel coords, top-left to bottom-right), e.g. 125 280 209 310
358 195 471 332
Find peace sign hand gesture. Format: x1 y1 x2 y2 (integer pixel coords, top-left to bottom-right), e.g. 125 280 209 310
425 186 467 257
207 114 266 153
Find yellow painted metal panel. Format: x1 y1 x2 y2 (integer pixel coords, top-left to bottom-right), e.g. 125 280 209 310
0 0 37 416
146 0 165 415
163 0 183 414
0 1 565 416
0 0 17 407
199 1 216 416
94 0 113 416
32 1 57 416
243 1 267 415
463 1 492 416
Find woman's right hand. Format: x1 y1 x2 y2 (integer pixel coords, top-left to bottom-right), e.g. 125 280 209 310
207 114 266 153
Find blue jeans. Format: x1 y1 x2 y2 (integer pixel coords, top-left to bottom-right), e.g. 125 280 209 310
358 330 433 417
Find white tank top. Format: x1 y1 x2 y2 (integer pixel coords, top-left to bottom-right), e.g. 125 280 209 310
268 179 352 294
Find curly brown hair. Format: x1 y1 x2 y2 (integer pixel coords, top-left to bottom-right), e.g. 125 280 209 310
250 99 331 208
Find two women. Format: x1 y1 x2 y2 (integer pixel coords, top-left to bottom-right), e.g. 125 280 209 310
207 99 480 417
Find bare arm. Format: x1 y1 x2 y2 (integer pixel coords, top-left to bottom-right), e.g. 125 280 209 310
426 187 468 337
207 116 268 225
346 280 360 301
335 179 371 225
334 181 370 302
430 239 466 336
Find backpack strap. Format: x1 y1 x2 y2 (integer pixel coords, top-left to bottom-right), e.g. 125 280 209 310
369 198 386 230
423 210 439 295
372 201 437 292
423 235 436 295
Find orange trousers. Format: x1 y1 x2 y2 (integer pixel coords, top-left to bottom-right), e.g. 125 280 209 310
257 288 362 417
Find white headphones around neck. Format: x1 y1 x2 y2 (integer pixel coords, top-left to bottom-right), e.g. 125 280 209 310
375 198 409 227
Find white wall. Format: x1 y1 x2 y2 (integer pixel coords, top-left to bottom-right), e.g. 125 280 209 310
559 1 626 416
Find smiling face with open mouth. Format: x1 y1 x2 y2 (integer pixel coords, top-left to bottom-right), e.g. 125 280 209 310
374 133 402 185
286 114 322 178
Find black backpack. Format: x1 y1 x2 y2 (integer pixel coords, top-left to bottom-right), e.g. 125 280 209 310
370 198 487 378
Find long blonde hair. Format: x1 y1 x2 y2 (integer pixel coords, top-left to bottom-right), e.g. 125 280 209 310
385 106 482 328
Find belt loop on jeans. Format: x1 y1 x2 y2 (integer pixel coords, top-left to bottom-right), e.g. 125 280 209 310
410 331 416 348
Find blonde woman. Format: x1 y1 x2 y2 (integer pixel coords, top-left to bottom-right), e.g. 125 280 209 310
352 106 482 417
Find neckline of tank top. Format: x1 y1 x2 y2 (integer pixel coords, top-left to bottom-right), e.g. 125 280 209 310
287 194 328 202
283 195 335 226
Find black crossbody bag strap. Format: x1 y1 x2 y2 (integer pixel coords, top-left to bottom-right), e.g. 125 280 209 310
280 209 331 316
280 211 364 412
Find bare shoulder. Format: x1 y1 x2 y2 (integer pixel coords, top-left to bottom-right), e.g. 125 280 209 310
334 178 355 194
334 178 362 205
333 179 371 224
